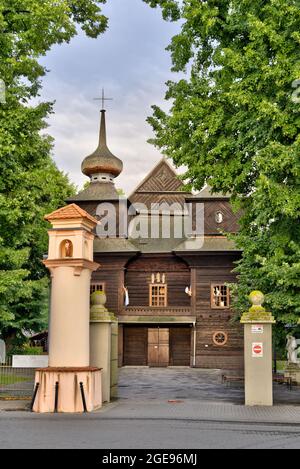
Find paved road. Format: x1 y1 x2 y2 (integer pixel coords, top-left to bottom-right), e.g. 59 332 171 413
1 411 300 449
1 368 300 449
118 367 299 405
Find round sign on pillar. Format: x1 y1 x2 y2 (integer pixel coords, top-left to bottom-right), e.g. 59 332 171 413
252 342 263 358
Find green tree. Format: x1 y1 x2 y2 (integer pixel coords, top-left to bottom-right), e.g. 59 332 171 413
0 0 108 343
145 0 300 323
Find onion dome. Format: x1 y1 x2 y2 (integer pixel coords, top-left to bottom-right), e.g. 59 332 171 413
81 110 123 179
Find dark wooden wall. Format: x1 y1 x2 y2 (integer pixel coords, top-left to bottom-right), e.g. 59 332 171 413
169 327 192 366
123 327 148 366
125 255 191 307
92 256 125 313
191 200 240 235
193 254 244 370
77 201 128 237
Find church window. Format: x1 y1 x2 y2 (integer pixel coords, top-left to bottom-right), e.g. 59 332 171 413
149 273 167 307
211 284 230 309
90 283 105 295
150 285 168 307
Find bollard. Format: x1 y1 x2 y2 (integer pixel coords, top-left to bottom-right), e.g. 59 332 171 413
80 382 87 413
30 382 40 412
54 381 59 413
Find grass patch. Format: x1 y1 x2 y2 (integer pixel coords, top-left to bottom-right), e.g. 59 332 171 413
0 375 28 385
274 360 287 372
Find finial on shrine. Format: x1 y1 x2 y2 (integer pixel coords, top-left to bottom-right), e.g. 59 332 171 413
94 88 113 111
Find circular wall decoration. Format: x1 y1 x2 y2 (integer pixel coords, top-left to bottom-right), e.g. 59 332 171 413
213 331 228 346
215 211 224 224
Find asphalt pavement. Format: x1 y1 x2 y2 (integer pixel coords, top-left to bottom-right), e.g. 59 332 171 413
1 368 300 449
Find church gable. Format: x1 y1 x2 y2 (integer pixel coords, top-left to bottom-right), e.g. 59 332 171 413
132 159 184 194
129 158 190 209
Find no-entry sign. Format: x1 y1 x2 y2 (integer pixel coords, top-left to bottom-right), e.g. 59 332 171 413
252 342 263 358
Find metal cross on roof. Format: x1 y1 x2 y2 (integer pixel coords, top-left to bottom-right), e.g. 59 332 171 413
94 88 113 110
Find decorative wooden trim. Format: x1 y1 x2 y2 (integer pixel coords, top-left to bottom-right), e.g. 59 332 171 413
121 306 192 316
119 314 196 324
128 158 185 199
213 331 228 347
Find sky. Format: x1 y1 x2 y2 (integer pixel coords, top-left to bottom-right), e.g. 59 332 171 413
39 0 182 195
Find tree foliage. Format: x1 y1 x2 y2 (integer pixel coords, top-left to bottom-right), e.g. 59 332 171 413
0 0 108 341
146 0 300 322
143 0 180 21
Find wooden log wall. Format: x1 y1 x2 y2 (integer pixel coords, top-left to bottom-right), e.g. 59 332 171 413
193 255 244 370
125 255 191 308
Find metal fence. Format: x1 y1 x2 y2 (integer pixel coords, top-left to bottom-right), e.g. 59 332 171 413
0 357 35 399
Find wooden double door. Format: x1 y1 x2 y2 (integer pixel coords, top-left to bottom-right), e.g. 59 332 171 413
148 328 170 367
123 326 191 367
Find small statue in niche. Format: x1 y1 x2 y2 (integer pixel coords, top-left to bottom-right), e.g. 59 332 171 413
286 335 300 365
62 240 73 258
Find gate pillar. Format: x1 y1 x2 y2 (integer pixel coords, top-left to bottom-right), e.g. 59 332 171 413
241 291 276 406
90 291 118 403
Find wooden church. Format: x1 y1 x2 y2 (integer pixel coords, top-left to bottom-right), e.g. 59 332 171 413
68 109 244 370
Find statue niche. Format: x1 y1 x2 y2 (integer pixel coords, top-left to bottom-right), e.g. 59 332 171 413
60 239 74 259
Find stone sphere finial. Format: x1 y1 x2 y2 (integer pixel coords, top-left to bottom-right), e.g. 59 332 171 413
249 291 265 307
241 290 274 323
91 290 107 307
90 289 117 322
